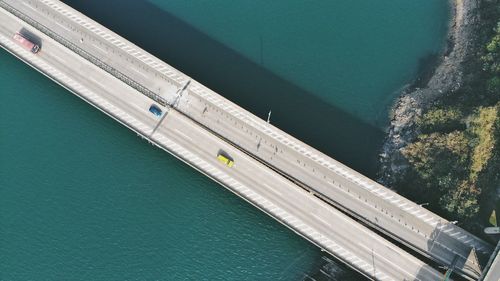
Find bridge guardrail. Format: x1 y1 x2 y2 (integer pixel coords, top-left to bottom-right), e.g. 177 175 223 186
479 240 500 281
0 0 168 107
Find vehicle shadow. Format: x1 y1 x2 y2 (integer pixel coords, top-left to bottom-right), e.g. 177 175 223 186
19 27 42 47
61 0 385 178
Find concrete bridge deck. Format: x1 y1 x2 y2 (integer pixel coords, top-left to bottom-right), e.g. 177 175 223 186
0 4 443 280
0 0 494 279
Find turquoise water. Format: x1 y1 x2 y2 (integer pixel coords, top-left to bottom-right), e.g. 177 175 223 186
1 1 449 280
148 0 449 127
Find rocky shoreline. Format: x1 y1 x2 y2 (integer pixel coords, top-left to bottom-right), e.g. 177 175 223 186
378 0 482 186
310 1 486 280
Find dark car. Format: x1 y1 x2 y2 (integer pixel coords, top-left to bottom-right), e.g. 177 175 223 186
149 104 162 117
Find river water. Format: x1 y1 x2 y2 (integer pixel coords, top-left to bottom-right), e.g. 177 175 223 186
0 1 449 280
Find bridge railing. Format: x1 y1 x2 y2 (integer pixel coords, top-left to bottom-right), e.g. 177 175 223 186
479 241 500 281
0 0 168 107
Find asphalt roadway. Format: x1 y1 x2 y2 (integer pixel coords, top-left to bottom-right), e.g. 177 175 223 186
1 0 492 280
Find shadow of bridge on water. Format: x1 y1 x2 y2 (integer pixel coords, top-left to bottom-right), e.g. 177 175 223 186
62 0 385 178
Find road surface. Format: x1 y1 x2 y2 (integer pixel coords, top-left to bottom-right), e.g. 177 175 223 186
0 1 479 280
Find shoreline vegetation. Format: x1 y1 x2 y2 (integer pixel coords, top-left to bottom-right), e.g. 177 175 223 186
380 0 499 240
311 1 499 280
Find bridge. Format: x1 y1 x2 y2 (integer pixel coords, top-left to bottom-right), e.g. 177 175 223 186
0 1 494 280
479 241 500 281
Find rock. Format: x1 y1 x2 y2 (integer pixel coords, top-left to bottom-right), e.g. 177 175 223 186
378 0 481 187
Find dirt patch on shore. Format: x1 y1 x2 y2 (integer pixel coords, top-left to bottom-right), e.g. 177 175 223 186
379 0 481 185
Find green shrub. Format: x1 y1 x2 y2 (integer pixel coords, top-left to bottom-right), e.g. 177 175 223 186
440 180 480 221
468 105 498 181
486 76 500 96
481 22 500 74
417 108 464 133
402 131 469 190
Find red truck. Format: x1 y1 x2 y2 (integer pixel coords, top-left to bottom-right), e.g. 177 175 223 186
13 32 40 53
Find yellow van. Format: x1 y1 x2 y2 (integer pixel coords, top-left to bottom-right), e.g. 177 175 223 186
217 151 234 167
